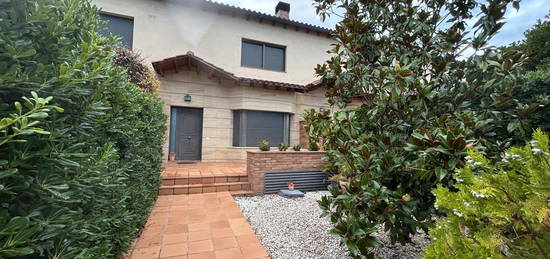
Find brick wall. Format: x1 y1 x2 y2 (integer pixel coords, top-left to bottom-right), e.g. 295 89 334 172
247 151 325 193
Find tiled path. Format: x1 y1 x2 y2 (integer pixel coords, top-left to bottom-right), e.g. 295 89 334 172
162 162 246 178
130 192 269 259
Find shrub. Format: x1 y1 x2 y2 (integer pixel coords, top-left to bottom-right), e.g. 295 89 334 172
308 139 319 151
424 130 550 258
259 140 270 151
309 0 534 257
278 143 288 151
513 61 550 133
293 144 302 151
113 47 160 94
0 0 166 257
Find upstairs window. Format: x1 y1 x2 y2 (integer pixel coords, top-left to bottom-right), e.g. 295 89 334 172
241 40 285 71
99 13 134 48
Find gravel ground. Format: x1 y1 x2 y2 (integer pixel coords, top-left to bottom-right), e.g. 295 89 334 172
235 191 429 259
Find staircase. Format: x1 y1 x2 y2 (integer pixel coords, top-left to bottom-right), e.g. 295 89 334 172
159 171 253 196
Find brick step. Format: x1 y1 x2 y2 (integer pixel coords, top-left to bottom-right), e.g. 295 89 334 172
159 181 250 195
230 190 254 196
162 175 248 186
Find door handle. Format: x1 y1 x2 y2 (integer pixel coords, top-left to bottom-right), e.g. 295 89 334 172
186 136 191 140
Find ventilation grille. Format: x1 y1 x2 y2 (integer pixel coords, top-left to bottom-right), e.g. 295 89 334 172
264 171 328 194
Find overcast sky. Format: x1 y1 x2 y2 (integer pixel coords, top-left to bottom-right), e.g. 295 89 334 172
215 0 548 46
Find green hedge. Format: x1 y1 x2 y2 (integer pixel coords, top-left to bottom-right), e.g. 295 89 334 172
0 0 166 258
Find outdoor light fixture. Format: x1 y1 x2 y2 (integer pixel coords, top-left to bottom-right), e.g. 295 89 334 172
319 106 326 112
184 94 192 102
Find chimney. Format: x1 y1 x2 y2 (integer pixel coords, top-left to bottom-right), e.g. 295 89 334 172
275 1 290 19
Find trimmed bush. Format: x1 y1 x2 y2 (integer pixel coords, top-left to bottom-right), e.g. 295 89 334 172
425 130 550 258
293 144 302 151
0 0 166 258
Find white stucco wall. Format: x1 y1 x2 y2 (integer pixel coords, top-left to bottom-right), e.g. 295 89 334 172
92 0 335 85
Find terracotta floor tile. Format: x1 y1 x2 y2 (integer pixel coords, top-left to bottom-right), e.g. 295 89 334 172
211 228 234 238
171 205 187 212
209 220 230 229
131 246 160 259
214 248 243 259
143 225 166 234
187 208 207 216
188 223 211 232
168 216 189 225
163 233 188 245
172 199 189 206
228 219 248 225
154 206 172 213
240 244 269 259
226 211 244 219
135 233 162 248
188 240 214 254
155 200 172 207
188 230 211 241
232 227 254 236
159 243 188 258
188 251 215 259
164 224 189 234
212 237 237 250
236 235 262 247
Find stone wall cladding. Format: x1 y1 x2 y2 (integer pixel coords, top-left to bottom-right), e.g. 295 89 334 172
247 151 325 193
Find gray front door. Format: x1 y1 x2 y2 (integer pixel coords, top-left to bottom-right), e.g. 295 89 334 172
174 107 203 160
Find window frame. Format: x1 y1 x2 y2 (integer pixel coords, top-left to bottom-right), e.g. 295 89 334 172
241 39 286 72
232 110 291 147
99 12 135 48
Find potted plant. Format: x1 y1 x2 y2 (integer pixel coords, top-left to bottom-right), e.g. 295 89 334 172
293 144 301 151
278 143 288 151
287 181 295 190
258 140 270 151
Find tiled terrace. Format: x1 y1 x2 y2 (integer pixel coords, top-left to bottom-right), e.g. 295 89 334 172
159 162 250 196
130 192 269 259
162 162 246 178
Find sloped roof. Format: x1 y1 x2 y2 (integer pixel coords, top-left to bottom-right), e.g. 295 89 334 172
182 0 333 35
152 52 321 92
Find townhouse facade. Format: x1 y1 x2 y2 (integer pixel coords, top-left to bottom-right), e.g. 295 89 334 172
93 0 335 161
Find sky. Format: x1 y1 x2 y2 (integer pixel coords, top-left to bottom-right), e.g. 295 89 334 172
215 0 549 47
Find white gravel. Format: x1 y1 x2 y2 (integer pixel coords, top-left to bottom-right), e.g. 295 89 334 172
235 191 429 259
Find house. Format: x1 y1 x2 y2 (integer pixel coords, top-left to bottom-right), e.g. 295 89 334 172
92 0 334 162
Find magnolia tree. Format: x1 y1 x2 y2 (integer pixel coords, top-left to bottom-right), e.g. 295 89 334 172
305 0 538 257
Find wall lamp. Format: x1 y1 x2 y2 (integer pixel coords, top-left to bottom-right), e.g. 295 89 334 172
184 94 192 102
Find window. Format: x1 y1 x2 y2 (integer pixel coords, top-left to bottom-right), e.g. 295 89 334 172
99 13 134 48
233 110 290 147
241 40 285 71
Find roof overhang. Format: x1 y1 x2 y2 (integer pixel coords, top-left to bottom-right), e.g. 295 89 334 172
152 52 322 93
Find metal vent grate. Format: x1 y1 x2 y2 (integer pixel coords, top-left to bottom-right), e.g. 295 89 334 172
264 171 328 194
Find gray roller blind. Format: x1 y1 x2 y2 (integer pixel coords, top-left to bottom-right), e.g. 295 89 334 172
100 13 134 48
264 45 285 71
241 41 263 68
233 110 290 147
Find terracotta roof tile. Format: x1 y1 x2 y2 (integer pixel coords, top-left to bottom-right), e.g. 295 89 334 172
152 52 322 92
